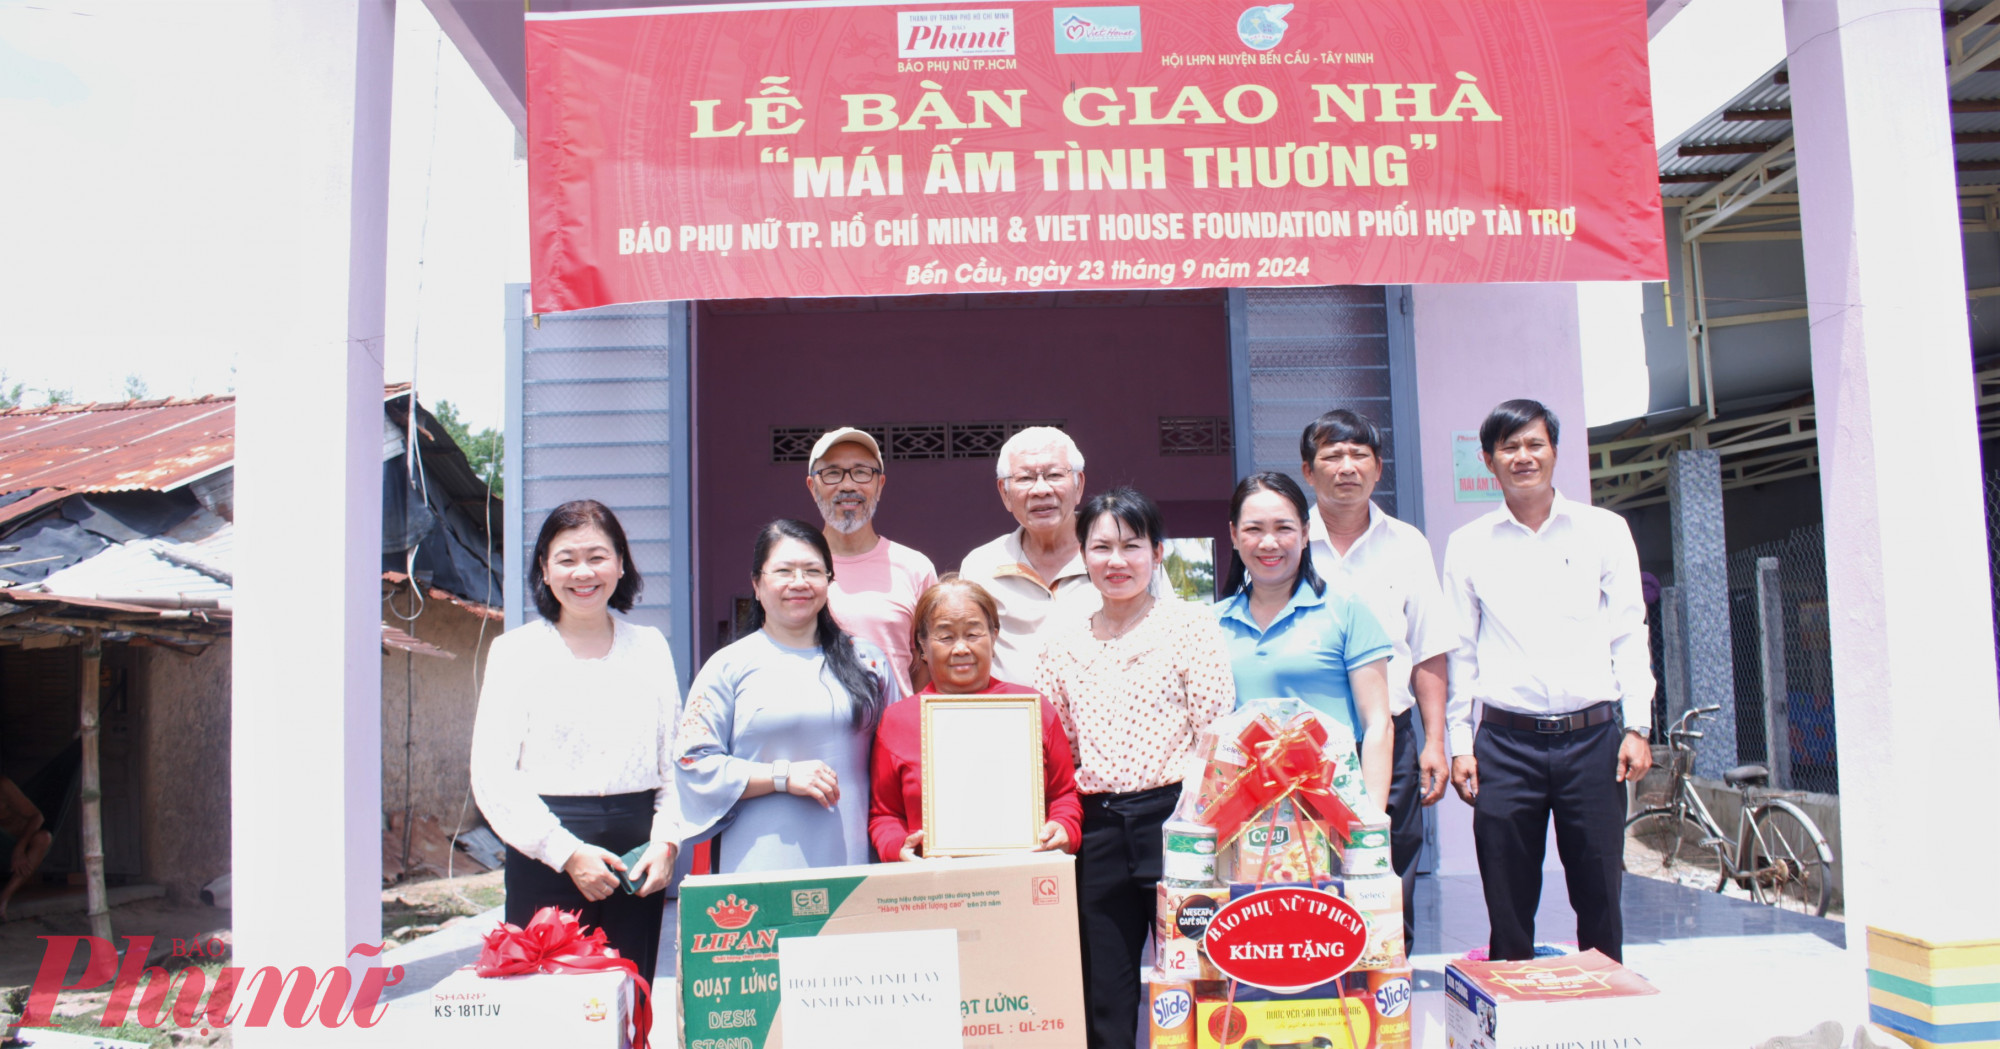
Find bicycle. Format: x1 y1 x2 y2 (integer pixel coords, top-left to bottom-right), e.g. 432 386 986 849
1622 704 1835 917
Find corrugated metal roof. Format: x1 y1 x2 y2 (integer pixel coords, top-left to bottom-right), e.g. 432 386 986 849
1660 3 2000 194
36 528 234 604
382 623 456 659
0 588 232 648
0 398 235 524
381 570 503 621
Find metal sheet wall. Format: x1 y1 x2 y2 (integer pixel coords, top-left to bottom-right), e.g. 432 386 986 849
505 288 692 688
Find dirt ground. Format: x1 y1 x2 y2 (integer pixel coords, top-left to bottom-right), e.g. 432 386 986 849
381 868 504 942
0 897 230 991
0 870 504 1048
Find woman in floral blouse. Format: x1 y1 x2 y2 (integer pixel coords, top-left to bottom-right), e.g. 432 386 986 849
1036 487 1236 1049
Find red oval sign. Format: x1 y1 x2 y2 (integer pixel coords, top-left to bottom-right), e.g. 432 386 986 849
1200 887 1369 992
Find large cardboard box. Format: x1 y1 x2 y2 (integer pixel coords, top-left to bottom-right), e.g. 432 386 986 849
1443 950 1659 1049
678 852 1086 1049
428 966 633 1048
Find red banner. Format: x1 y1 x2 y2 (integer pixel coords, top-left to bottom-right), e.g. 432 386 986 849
526 0 1664 310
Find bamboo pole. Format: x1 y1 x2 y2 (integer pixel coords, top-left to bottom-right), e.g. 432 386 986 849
79 632 111 943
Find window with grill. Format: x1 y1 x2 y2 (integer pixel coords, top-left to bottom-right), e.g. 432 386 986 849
771 420 1065 463
1235 286 1411 519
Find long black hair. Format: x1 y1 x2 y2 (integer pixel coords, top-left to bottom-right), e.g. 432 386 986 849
529 499 642 621
747 518 886 731
1221 472 1324 600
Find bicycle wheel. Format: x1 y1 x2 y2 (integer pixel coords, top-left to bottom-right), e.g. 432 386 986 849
1747 804 1832 917
1624 809 1725 892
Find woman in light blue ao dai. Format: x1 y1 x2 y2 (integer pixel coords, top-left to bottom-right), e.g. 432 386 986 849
674 518 895 872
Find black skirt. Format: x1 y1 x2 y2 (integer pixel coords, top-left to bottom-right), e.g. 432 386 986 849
503 791 665 980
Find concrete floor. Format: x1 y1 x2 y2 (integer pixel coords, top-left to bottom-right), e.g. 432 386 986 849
374 872 1865 1048
1402 874 1855 1048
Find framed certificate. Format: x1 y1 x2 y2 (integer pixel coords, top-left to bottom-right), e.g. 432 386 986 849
919 693 1045 857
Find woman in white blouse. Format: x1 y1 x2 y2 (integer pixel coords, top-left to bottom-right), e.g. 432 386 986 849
1036 487 1236 1049
470 500 681 978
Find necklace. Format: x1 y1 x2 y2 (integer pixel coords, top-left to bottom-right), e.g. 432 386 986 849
1094 595 1155 640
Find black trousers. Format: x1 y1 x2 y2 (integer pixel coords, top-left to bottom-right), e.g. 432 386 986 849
1471 713 1626 962
1385 708 1422 945
1076 784 1177 1049
504 792 665 980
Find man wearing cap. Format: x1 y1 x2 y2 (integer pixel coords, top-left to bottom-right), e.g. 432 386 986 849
808 427 937 694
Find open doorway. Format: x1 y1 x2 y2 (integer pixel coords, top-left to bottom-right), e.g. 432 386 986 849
689 290 1237 666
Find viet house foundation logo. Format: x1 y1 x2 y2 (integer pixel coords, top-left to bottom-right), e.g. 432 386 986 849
1053 7 1142 53
897 9 1015 58
1236 2 1293 50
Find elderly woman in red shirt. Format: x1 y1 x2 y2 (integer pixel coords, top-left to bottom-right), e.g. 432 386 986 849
868 576 1083 861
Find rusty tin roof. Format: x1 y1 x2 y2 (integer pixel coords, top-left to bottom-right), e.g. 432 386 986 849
0 397 235 525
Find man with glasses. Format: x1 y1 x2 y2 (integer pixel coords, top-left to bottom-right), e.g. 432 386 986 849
960 427 1097 685
807 427 937 693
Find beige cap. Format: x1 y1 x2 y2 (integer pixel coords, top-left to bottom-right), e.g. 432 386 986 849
808 426 883 468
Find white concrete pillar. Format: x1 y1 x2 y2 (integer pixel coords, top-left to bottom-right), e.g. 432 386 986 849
1786 0 2000 956
232 0 394 1032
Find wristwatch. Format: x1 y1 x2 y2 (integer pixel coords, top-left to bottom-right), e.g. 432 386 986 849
772 759 791 794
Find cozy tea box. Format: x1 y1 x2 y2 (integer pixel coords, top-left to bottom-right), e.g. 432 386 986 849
428 967 634 1049
1443 950 1661 1049
678 852 1086 1049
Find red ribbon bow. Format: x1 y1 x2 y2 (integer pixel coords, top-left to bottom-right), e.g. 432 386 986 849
1196 714 1359 847
475 907 653 1049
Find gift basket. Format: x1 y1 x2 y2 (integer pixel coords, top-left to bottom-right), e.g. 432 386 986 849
1146 699 1411 1049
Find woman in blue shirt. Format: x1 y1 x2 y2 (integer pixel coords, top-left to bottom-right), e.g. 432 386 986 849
1214 472 1396 809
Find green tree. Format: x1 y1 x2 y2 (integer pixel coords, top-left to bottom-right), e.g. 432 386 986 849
123 374 149 401
0 372 23 410
1164 543 1217 603
38 386 72 407
432 399 504 499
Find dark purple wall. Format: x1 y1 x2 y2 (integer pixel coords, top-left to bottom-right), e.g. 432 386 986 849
691 301 1235 664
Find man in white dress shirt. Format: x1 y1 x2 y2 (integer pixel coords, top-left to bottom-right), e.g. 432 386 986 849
1442 399 1654 962
1300 409 1453 949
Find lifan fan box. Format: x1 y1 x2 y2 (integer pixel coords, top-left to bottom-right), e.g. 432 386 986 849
678 852 1085 1049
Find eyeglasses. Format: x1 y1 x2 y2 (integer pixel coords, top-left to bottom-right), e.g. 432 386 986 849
763 565 829 583
1006 469 1073 491
813 465 881 485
